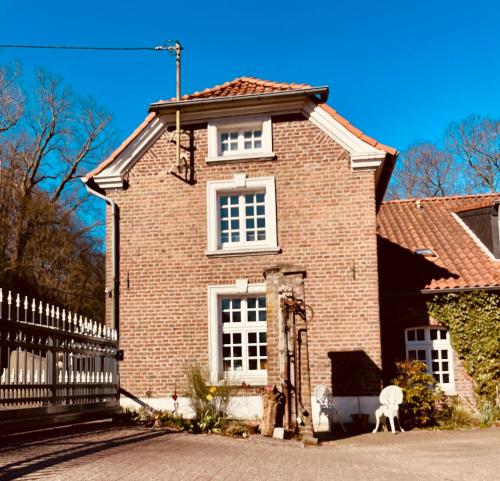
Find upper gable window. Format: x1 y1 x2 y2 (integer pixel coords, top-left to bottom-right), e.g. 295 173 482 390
219 128 263 155
207 115 274 162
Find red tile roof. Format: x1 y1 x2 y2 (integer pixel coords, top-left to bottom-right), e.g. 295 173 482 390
154 77 397 156
378 193 500 292
318 103 397 156
85 77 397 181
176 76 313 100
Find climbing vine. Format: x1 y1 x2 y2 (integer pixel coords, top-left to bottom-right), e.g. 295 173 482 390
428 291 500 405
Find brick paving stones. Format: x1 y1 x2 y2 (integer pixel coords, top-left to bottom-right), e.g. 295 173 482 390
0 422 499 480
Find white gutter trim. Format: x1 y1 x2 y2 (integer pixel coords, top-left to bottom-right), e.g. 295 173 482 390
93 98 389 189
93 116 168 190
301 100 387 171
149 86 329 110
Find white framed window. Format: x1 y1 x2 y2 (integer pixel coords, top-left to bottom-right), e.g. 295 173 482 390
220 128 262 154
206 174 279 256
208 281 267 385
219 192 266 244
206 115 274 162
405 327 455 394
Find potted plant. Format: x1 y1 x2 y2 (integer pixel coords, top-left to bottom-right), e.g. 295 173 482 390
350 395 370 433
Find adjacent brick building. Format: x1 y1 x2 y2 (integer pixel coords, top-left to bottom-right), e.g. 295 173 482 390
378 194 500 401
84 77 398 425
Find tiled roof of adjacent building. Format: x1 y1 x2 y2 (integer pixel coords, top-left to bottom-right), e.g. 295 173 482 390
378 193 500 293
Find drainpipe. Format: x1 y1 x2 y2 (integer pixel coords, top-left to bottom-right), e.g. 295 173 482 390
81 177 119 333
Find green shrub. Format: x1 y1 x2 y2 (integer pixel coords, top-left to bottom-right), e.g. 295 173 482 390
154 411 191 431
120 407 191 431
392 360 446 429
185 365 232 433
478 402 500 427
197 410 223 433
123 407 156 427
437 398 479 429
428 291 500 405
221 420 254 437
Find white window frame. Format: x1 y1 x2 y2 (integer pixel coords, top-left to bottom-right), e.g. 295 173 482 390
405 327 455 394
206 115 274 163
206 174 279 256
208 281 268 385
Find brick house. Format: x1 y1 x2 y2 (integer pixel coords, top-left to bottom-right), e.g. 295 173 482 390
83 77 399 426
377 193 500 402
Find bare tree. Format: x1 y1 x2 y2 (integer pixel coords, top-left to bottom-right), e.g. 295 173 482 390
0 62 23 133
387 142 459 199
446 114 500 192
0 66 113 319
387 115 499 200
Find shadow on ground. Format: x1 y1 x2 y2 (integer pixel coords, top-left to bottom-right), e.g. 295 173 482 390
315 426 375 443
0 421 170 481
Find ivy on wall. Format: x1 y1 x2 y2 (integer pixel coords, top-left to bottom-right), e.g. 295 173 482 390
428 291 500 404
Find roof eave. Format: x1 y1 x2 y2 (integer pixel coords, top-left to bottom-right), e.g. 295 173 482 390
375 151 398 208
148 87 329 112
421 285 500 294
381 284 500 297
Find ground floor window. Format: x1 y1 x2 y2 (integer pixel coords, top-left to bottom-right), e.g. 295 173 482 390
208 282 267 385
221 296 267 373
405 327 455 394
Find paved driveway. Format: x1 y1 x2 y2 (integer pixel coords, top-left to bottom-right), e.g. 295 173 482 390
0 422 499 480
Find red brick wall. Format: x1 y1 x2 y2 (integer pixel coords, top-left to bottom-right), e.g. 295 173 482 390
105 113 382 399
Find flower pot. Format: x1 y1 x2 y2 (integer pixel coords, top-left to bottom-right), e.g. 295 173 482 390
350 413 370 433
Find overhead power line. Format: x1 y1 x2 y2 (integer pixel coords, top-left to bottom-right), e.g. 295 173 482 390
1 40 185 172
0 43 180 52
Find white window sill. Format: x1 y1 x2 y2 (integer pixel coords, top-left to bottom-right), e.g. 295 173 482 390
220 373 268 386
205 152 276 163
440 388 456 396
206 245 281 257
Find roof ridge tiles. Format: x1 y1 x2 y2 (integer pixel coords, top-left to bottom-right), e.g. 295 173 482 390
157 76 315 103
383 192 500 205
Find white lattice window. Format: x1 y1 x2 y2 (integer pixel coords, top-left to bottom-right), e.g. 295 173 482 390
221 296 267 374
207 115 273 162
405 327 455 394
208 282 267 385
219 192 266 245
219 128 263 155
206 174 278 256
220 131 239 153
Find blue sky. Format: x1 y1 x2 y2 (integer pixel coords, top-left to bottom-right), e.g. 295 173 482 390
1 0 499 164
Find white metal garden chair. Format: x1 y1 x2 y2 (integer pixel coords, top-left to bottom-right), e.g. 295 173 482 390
314 384 346 432
372 385 404 434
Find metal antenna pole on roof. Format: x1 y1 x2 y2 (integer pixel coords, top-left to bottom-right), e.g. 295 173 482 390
176 41 182 170
155 40 183 171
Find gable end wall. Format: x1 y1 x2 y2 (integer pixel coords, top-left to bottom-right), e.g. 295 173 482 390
104 113 382 399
